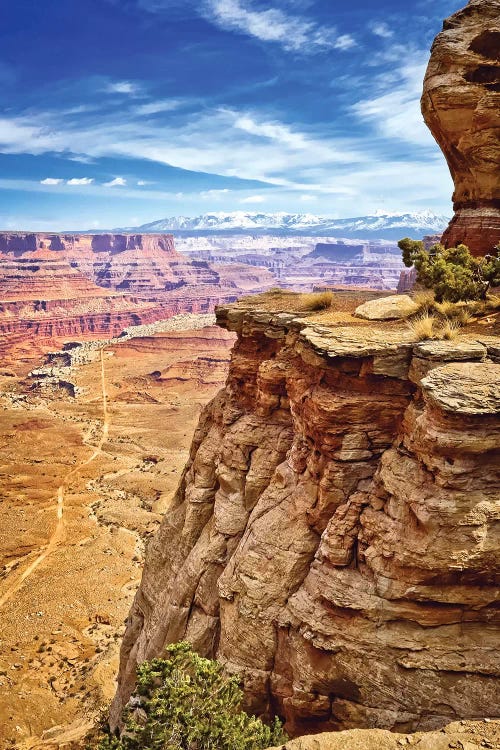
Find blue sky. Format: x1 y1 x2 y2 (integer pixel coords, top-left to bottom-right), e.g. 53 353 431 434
0 0 460 230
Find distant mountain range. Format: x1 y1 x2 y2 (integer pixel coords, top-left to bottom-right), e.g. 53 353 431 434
117 210 449 240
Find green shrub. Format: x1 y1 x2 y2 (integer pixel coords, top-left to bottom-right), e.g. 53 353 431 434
96 642 287 750
398 239 500 302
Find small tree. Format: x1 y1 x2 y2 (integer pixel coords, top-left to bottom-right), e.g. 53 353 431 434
97 642 287 750
398 238 500 302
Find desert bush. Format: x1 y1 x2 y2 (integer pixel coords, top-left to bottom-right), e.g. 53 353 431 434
399 239 500 302
96 642 286 750
296 290 334 311
407 312 437 341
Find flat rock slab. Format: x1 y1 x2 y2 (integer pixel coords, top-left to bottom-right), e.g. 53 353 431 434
354 295 418 321
414 340 487 361
421 362 500 414
301 326 414 359
266 720 500 750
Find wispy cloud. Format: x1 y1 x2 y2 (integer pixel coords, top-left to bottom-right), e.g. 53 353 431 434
201 0 354 53
103 176 127 186
351 54 434 148
135 99 183 115
40 177 63 185
67 177 94 185
240 194 265 203
104 80 142 95
334 34 356 50
370 22 393 39
199 188 231 198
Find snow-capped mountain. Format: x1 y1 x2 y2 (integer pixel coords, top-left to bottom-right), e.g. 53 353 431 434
123 210 449 239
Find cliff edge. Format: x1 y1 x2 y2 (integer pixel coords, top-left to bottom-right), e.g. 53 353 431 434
111 292 500 735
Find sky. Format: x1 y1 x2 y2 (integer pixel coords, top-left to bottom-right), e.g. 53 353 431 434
0 0 461 230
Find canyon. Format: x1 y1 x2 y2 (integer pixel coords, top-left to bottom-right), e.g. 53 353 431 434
111 291 500 738
0 315 235 748
2 0 500 747
0 232 274 366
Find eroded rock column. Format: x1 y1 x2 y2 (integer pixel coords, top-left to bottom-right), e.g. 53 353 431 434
422 0 500 255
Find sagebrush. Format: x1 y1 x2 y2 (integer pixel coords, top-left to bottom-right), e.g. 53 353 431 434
96 642 287 750
399 239 500 302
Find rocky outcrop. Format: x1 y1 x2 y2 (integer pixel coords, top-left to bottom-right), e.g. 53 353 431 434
421 0 500 256
112 294 500 736
0 233 274 358
267 719 500 750
0 232 178 257
270 721 500 750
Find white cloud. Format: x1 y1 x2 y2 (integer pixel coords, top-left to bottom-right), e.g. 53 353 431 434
40 177 63 185
67 177 94 185
334 34 356 51
240 194 265 203
199 188 231 198
135 99 182 115
203 0 353 53
104 176 127 186
105 80 141 95
370 22 393 39
351 54 435 148
299 194 317 202
0 74 452 217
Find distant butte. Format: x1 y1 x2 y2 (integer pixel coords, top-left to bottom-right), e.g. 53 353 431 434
0 232 274 362
422 0 500 256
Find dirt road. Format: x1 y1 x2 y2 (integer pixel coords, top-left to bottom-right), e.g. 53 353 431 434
0 349 109 609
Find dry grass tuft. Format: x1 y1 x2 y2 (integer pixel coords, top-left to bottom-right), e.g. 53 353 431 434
296 290 335 311
438 319 462 340
412 290 435 313
484 294 500 312
407 312 436 341
408 312 467 341
267 286 288 295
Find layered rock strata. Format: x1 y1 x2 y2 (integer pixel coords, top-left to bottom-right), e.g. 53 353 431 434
0 233 274 359
112 295 500 735
422 0 500 255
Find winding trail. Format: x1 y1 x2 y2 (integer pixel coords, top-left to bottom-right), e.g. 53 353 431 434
0 349 109 609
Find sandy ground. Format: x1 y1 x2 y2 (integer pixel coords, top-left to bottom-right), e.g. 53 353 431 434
0 324 234 748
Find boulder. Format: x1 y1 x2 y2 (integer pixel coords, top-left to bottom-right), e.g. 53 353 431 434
353 294 418 320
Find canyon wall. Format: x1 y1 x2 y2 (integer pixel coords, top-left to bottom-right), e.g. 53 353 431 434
0 233 274 360
422 0 500 255
112 295 500 735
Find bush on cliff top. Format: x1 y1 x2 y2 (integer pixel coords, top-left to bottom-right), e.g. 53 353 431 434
398 238 500 302
96 642 286 750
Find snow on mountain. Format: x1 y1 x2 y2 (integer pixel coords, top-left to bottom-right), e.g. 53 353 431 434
126 210 449 238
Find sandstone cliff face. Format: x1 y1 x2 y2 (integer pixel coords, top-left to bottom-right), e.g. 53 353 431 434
112 296 500 735
422 0 500 255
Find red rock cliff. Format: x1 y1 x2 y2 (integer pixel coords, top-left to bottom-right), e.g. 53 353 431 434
421 0 500 255
111 295 500 735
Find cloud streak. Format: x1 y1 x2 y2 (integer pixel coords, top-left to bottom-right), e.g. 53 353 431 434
199 0 355 54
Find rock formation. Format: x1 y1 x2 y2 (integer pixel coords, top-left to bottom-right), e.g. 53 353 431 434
112 293 500 736
0 233 274 360
267 719 500 750
422 0 500 256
